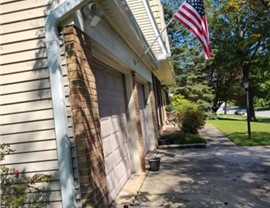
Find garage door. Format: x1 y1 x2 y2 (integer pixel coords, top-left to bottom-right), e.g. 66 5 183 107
138 83 149 154
93 61 131 203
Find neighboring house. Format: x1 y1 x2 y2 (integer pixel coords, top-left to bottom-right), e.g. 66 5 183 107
0 0 174 207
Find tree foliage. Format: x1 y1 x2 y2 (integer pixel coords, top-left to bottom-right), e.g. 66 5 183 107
162 0 214 111
162 0 270 117
205 0 270 117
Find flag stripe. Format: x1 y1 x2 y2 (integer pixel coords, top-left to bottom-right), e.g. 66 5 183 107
175 11 209 56
182 4 201 28
177 9 202 35
173 0 211 60
176 14 210 59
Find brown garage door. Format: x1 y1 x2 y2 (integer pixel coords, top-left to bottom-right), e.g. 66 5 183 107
138 83 149 154
93 60 131 203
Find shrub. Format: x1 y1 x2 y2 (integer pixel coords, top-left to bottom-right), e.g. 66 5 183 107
181 107 205 134
172 94 206 134
172 94 190 108
205 111 218 120
173 100 198 123
1 144 51 207
165 132 206 144
165 103 175 112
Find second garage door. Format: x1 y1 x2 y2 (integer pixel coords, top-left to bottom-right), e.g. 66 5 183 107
93 60 132 203
138 83 149 154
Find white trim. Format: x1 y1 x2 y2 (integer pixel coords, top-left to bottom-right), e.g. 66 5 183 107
45 0 91 207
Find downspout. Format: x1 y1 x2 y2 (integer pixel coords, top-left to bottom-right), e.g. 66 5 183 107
45 0 90 207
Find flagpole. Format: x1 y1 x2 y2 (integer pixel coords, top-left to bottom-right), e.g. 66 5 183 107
135 17 175 65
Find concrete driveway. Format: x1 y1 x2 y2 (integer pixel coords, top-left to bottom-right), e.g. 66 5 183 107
115 124 270 208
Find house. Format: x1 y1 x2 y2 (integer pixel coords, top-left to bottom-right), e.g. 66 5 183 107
0 0 174 207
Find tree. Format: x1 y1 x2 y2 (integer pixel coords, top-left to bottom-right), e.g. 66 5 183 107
205 0 244 111
206 0 270 118
162 0 270 117
162 0 214 111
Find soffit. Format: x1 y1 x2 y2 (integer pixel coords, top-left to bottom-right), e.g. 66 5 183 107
126 0 163 58
126 0 175 86
95 0 160 70
153 59 175 85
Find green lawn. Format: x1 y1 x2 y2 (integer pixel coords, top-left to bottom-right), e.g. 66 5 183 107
207 117 270 146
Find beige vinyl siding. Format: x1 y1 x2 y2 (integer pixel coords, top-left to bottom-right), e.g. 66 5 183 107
126 0 162 55
149 0 161 30
149 0 171 52
0 1 63 206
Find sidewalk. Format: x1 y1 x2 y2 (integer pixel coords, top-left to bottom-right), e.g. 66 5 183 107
113 124 270 208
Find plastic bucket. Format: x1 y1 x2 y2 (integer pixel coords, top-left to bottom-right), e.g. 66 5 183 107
148 157 161 171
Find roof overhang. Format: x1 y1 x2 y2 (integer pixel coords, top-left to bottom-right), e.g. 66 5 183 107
94 0 160 71
126 0 175 85
153 58 175 85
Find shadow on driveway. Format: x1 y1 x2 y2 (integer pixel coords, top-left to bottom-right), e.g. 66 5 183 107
132 124 270 208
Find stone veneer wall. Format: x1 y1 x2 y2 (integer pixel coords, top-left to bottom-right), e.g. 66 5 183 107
63 25 108 208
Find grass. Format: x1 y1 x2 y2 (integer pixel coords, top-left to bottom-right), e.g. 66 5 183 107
207 116 270 146
159 131 206 145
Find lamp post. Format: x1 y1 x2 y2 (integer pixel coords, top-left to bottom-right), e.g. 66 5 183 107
243 77 251 139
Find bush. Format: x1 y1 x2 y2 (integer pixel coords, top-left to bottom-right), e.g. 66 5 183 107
1 144 51 207
181 107 205 134
172 94 190 109
164 132 206 144
165 103 175 112
172 94 206 134
205 111 218 120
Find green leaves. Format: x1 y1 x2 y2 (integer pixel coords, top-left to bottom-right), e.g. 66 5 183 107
238 34 262 51
1 145 51 207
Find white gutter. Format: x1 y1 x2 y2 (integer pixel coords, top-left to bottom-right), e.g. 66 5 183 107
45 0 90 207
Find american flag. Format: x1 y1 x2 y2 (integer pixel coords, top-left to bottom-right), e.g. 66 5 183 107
174 0 211 60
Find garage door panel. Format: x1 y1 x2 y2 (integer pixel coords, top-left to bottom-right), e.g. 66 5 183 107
114 131 123 149
116 77 123 91
94 61 131 203
95 70 106 89
138 83 148 154
100 119 112 137
111 117 121 131
114 148 123 165
115 161 126 183
119 103 126 114
121 126 129 142
114 148 129 173
103 136 112 157
107 73 116 90
104 153 115 175
99 103 109 119
107 173 117 199
120 116 127 129
123 154 131 169
110 104 118 117
110 133 119 151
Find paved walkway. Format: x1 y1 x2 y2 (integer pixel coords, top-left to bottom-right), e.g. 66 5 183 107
113 124 270 208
